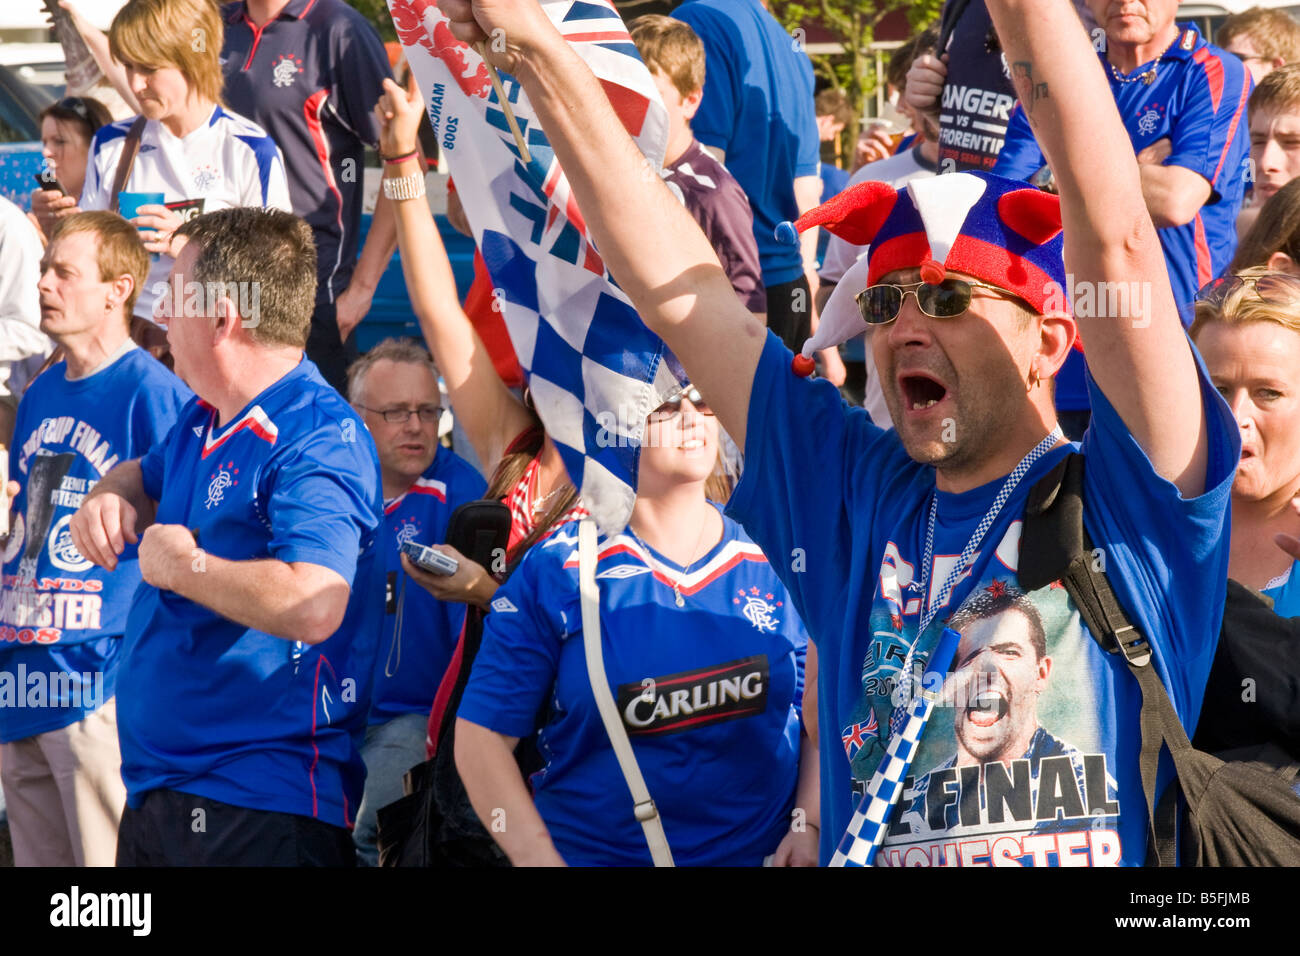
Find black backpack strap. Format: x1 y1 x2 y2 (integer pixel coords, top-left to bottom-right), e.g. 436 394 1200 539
1022 453 1197 866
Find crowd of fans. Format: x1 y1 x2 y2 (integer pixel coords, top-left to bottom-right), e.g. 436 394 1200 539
1 0 1300 869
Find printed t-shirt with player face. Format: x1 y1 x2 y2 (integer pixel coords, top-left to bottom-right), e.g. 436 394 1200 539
79 107 292 323
727 332 1239 866
457 508 809 866
0 345 191 742
374 446 486 725
118 358 383 828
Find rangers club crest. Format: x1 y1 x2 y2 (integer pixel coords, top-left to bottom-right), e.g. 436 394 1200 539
395 517 420 547
205 460 239 509
271 54 303 88
1135 103 1164 137
733 586 781 632
192 164 219 192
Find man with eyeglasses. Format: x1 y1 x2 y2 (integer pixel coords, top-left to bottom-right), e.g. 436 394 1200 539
441 0 1237 866
344 337 485 866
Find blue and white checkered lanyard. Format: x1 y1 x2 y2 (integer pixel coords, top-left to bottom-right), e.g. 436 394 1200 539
889 426 1064 739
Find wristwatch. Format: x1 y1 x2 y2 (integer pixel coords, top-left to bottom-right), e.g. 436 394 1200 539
383 171 426 202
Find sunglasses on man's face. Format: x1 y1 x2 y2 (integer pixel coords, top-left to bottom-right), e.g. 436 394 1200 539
855 278 1017 326
649 384 714 422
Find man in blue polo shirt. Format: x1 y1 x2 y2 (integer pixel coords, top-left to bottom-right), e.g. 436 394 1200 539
994 2 1252 323
221 0 397 393
671 0 822 355
71 207 383 866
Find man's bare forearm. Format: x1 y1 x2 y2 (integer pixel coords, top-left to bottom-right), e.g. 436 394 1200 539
508 28 763 446
985 0 1208 495
87 460 154 521
1139 164 1212 228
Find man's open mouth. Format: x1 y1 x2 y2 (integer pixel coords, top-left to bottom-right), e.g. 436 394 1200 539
966 690 1007 727
899 372 949 411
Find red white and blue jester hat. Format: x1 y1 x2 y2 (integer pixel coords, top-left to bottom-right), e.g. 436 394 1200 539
779 171 1074 372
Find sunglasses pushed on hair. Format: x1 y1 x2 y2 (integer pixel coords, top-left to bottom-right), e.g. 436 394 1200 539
1195 273 1300 308
855 278 1016 326
649 383 714 421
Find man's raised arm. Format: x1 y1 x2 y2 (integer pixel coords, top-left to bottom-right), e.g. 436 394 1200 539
440 0 765 448
985 0 1209 497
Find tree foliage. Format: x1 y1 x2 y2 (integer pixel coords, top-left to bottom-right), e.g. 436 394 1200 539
346 0 397 42
769 0 943 159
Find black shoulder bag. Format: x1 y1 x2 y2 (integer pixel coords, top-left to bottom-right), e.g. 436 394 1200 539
1019 452 1300 866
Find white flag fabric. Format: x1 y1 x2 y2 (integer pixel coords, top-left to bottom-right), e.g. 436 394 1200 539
388 0 676 533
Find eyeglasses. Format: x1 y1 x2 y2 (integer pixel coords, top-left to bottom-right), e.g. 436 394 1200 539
649 384 714 422
1195 273 1300 308
358 404 443 424
855 278 1019 326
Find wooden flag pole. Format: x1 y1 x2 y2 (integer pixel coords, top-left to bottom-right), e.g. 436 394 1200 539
478 43 532 164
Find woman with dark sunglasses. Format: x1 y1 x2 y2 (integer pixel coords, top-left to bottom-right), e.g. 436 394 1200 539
29 96 113 242
1192 266 1300 615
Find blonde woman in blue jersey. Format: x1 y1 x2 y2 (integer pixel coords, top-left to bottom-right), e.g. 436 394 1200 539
454 388 818 866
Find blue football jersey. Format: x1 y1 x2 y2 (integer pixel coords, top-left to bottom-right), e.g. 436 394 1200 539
995 24 1252 322
118 358 383 828
458 508 810 866
0 347 190 742
728 332 1238 866
373 447 486 725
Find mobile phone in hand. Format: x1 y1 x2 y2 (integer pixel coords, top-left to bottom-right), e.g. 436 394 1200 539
33 170 67 195
400 540 458 576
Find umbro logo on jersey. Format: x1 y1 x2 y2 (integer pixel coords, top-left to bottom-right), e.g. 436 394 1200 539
617 655 769 736
491 596 517 613
596 564 651 580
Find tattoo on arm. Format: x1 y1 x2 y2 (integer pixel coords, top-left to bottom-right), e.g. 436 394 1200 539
1010 61 1049 115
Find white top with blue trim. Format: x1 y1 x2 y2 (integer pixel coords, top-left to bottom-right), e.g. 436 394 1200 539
80 105 292 322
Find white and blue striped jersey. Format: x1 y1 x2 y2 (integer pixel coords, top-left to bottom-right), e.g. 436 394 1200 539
80 106 292 322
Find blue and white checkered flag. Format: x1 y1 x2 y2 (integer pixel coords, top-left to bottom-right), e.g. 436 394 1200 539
831 627 962 868
391 0 675 534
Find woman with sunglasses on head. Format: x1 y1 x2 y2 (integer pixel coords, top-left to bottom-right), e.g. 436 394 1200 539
1192 267 1300 614
453 378 817 866
373 79 594 866
29 96 113 243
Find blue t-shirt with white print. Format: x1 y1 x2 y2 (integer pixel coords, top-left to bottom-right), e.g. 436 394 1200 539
0 346 189 742
727 331 1238 866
